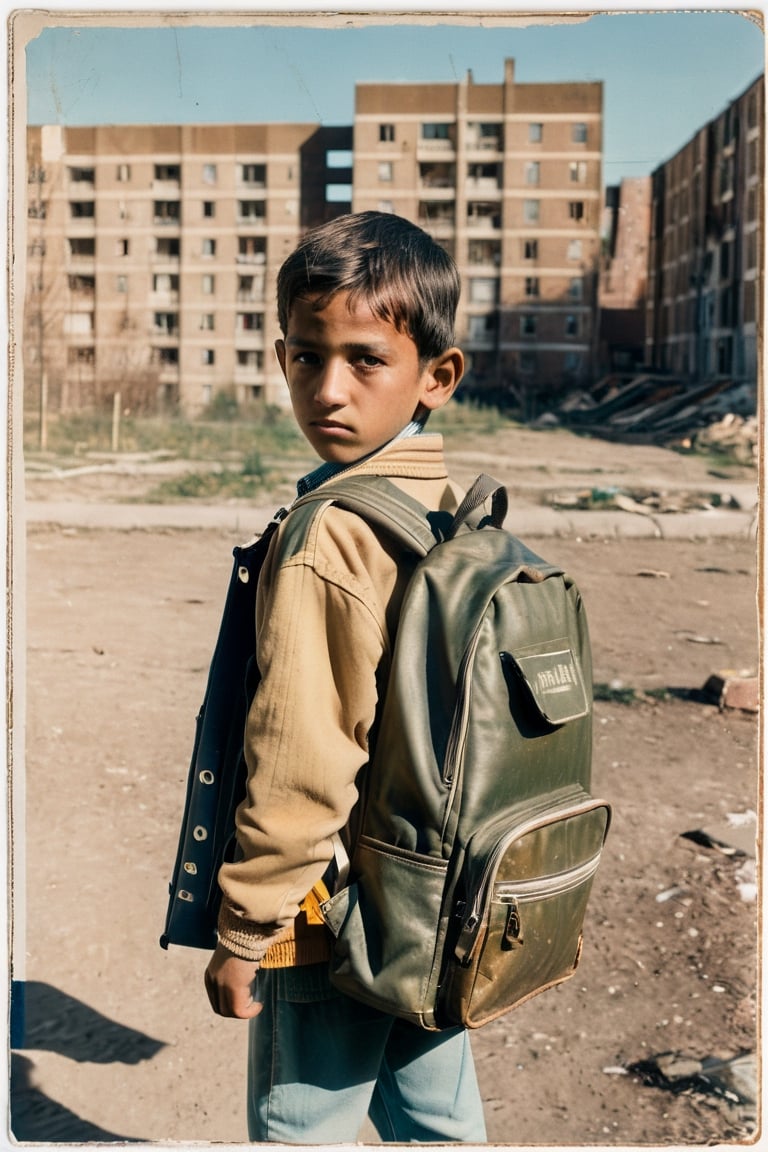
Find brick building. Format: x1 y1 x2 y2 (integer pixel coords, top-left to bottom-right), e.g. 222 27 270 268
24 122 351 415
23 59 603 416
352 60 604 415
645 74 763 386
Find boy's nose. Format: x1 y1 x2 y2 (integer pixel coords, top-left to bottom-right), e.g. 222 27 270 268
314 360 347 407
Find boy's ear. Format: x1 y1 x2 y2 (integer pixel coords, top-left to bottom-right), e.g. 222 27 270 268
417 347 464 414
274 339 287 378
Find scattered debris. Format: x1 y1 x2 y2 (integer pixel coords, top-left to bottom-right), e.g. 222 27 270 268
674 630 723 645
681 811 757 858
635 568 671 579
655 885 686 903
702 670 759 713
627 1049 756 1125
545 486 745 514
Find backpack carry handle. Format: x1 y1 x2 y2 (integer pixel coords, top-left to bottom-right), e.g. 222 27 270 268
448 474 508 537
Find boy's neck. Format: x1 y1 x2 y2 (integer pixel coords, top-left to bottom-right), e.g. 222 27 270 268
296 418 426 497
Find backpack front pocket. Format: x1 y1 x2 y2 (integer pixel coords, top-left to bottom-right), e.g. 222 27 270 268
438 789 611 1028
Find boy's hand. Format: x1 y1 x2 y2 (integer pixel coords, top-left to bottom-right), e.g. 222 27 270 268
204 943 263 1019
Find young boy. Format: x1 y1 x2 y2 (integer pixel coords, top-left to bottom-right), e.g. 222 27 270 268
204 211 487 1144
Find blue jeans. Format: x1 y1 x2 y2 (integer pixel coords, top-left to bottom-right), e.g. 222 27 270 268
247 963 487 1144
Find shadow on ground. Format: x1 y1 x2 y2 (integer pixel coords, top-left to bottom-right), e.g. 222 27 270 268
10 981 165 1142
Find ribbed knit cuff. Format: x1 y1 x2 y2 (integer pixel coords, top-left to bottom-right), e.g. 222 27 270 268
216 901 286 963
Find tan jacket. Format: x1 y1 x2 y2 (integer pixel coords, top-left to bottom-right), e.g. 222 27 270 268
216 434 462 963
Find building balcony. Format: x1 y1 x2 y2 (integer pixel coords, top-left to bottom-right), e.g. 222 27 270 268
417 138 456 155
465 178 502 196
234 365 264 384
417 182 455 199
234 331 265 348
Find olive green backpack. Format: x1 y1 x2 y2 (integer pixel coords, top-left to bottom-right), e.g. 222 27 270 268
162 473 611 1031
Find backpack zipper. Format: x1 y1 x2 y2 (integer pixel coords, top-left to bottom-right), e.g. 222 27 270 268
454 797 608 965
442 622 483 786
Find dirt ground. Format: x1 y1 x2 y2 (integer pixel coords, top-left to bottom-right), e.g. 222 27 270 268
11 424 761 1147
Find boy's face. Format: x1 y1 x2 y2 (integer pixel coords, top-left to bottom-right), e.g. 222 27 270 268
275 292 461 464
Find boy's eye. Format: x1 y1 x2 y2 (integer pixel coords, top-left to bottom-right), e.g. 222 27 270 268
295 351 320 365
357 354 383 368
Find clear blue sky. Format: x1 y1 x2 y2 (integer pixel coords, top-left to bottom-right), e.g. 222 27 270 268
22 12 765 186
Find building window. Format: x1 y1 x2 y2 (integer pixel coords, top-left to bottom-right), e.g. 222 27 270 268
200 314 215 330
240 163 267 185
203 201 215 219
202 238 216 257
202 349 215 366
238 236 266 262
67 237 93 258
519 351 536 374
378 162 393 182
568 201 585 221
153 273 179 293
156 237 181 258
116 239 129 257
155 164 181 182
525 162 540 185
378 200 394 214
68 346 95 365
236 312 263 331
569 161 587 183
202 274 215 295
567 239 582 261
569 277 583 300
468 239 500 265
68 166 94 184
70 201 95 218
523 239 539 260
468 314 497 341
237 349 264 370
154 200 181 224
116 275 128 293
422 123 452 140
525 277 540 297
238 274 264 301
63 312 95 335
564 351 581 374
153 312 178 334
572 123 588 143
528 123 543 143
520 314 536 335
117 164 131 182
379 124 395 142
565 314 579 336
152 346 179 366
238 200 266 221
203 163 217 184
523 199 540 222
469 278 498 304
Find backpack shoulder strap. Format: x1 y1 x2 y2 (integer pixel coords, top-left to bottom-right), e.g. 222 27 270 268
293 474 445 556
293 472 509 556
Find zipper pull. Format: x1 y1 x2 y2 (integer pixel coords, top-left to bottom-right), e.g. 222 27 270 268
454 912 480 967
502 897 523 949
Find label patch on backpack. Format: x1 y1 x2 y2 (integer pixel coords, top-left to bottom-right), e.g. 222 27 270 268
502 646 589 726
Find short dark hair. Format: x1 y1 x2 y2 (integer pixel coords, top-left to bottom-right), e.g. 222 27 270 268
276 211 461 362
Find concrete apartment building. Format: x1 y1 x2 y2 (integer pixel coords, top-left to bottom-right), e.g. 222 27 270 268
24 122 352 416
645 74 763 387
23 59 602 416
352 60 603 415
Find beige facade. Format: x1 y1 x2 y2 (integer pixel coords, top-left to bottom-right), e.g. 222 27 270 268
353 60 603 414
24 59 603 418
25 122 351 415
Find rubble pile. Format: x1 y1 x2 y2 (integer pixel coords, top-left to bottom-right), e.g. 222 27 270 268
546 375 757 462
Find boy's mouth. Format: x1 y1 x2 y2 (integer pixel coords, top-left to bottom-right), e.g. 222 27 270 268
312 419 352 432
